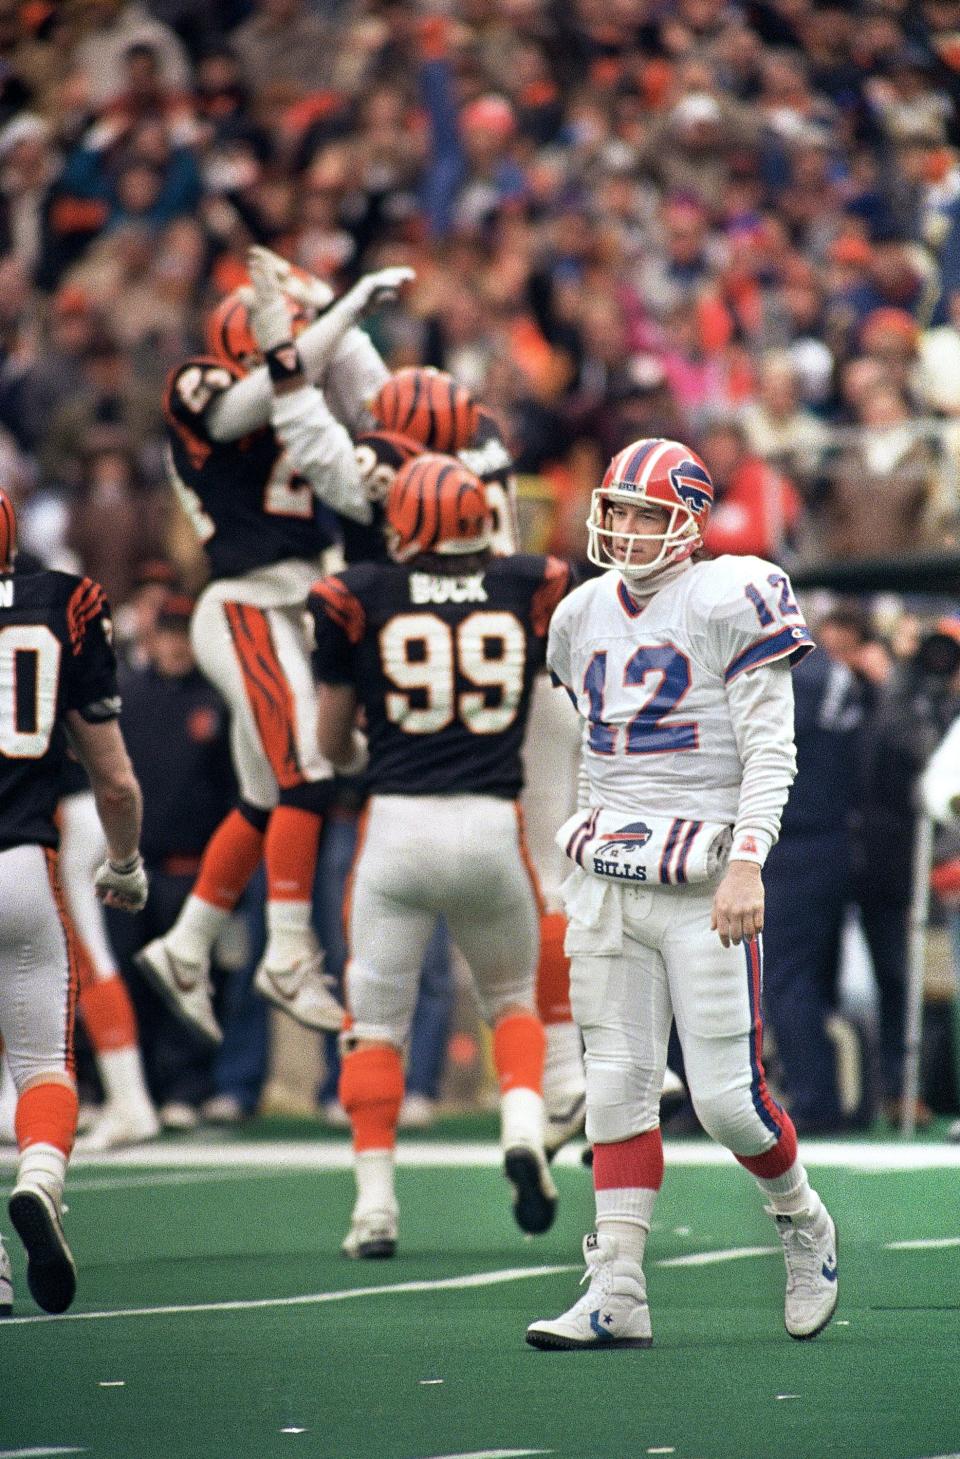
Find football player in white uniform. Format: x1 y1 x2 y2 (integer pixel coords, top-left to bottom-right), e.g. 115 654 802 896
525 438 839 1350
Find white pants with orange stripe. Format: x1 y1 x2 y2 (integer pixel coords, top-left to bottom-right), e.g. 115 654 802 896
565 869 785 1157
345 794 540 1045
0 845 74 1089
191 564 333 807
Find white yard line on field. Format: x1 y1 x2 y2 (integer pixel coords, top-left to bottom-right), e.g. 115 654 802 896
0 1263 579 1328
3 1138 960 1174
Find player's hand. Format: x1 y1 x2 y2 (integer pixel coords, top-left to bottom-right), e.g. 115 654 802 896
247 246 293 352
248 244 334 310
339 266 415 321
711 859 763 948
95 854 149 913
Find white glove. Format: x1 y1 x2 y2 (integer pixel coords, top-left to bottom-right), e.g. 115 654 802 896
247 246 293 353
337 266 415 321
294 266 416 380
247 244 334 310
94 854 149 913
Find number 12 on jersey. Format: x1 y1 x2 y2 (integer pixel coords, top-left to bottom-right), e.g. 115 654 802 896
584 643 698 755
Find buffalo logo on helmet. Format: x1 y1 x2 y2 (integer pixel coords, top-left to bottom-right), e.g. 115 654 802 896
668 459 713 517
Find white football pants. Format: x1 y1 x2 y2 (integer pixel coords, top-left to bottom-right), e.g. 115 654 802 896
566 872 784 1157
0 845 74 1090
345 794 540 1045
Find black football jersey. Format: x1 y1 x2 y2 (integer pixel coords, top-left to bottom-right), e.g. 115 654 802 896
164 356 335 580
310 553 572 797
0 569 120 849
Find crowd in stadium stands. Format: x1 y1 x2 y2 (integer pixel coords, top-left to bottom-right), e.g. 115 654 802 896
0 0 959 1132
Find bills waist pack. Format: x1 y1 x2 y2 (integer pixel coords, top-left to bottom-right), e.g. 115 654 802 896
556 806 733 886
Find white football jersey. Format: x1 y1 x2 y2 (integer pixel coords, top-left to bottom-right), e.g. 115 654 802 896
547 556 814 824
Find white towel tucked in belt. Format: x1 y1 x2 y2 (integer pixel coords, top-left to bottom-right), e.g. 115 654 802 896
556 806 732 886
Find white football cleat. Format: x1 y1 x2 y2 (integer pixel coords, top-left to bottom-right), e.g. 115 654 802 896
769 1200 839 1340
504 1143 558 1235
134 938 222 1045
0 1238 12 1316
75 1101 161 1153
341 1203 398 1260
543 1090 586 1162
254 949 343 1031
8 1183 76 1314
526 1231 653 1350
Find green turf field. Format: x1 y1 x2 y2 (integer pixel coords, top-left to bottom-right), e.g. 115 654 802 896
2 1119 959 1459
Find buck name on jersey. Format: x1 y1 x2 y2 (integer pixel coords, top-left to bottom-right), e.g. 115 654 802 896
0 569 119 849
310 553 572 797
164 357 335 579
547 555 814 823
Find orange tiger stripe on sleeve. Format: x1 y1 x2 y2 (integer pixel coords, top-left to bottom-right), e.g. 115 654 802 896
530 555 572 637
312 577 366 645
66 577 106 655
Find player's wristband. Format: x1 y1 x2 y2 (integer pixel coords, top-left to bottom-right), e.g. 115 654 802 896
109 853 143 875
265 342 303 385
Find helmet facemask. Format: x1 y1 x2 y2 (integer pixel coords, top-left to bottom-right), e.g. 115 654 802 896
587 485 701 584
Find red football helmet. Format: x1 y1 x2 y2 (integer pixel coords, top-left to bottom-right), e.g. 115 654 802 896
588 438 714 583
0 487 16 571
370 368 480 455
386 453 492 563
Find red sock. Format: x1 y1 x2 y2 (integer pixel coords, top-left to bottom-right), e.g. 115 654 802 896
339 1045 404 1152
593 1129 664 1192
535 910 572 1023
265 806 321 902
78 973 138 1053
492 1011 546 1094
736 1116 799 1179
15 1081 79 1156
193 809 265 911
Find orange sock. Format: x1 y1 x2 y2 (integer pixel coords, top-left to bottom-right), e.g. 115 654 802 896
193 809 265 911
535 911 572 1023
493 1011 546 1095
79 972 139 1052
15 1081 79 1156
265 806 321 902
339 1045 404 1152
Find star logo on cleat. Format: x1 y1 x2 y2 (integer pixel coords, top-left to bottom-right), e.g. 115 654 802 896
822 1257 838 1282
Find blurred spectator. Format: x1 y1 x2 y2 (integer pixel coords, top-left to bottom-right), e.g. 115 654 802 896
230 0 333 113
65 436 168 606
849 621 960 1126
740 348 831 492
699 414 803 561
70 0 192 113
38 329 162 492
104 589 234 1128
762 607 873 1133
816 383 950 561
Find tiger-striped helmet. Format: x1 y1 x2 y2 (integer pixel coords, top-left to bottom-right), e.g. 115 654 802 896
385 453 492 562
0 487 16 571
370 368 480 455
205 275 316 373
